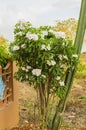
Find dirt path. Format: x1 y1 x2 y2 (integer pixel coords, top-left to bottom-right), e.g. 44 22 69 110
16 77 86 130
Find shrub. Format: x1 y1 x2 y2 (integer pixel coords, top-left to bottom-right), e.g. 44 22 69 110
0 37 10 67
10 20 78 128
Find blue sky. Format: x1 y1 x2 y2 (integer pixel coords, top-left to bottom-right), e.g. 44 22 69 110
0 0 81 41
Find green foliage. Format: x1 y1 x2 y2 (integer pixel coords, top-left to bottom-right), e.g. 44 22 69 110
9 20 80 129
79 96 86 100
10 20 78 99
54 18 77 41
0 37 10 67
75 53 86 79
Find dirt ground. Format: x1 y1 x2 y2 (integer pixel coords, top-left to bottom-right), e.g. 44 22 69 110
11 76 86 130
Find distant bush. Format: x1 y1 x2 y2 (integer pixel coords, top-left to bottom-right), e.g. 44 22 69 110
75 53 86 79
0 36 11 67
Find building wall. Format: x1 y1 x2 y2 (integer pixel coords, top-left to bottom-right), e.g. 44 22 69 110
0 63 19 130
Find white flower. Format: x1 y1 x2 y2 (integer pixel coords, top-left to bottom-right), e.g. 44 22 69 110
42 31 48 36
63 55 68 60
47 44 51 50
27 66 31 69
59 81 65 86
49 30 55 34
21 67 26 71
18 19 25 30
26 32 38 41
15 32 22 36
41 34 44 39
51 60 56 66
60 64 64 68
41 31 48 39
18 23 24 30
47 60 51 66
22 66 31 71
21 44 26 49
72 54 78 58
58 55 62 60
26 32 30 36
25 69 28 72
56 76 60 80
41 44 46 50
18 19 25 23
41 44 51 51
54 31 66 39
62 42 65 46
49 30 65 38
24 120 28 123
41 75 46 78
47 60 56 66
32 69 41 76
13 45 20 51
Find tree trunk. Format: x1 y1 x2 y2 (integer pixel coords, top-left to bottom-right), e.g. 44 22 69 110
38 77 49 127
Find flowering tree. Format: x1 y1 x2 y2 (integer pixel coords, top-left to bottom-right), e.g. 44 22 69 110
54 18 77 41
10 20 78 129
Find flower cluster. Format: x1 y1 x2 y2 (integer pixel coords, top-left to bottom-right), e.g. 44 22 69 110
10 21 78 98
47 60 56 66
32 69 41 76
26 32 38 41
41 44 51 51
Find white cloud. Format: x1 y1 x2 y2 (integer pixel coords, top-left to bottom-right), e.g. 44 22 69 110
53 0 81 8
0 0 81 40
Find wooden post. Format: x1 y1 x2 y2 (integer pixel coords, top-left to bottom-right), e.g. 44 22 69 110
0 62 19 129
0 66 2 76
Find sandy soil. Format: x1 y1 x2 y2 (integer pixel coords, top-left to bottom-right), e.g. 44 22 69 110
12 77 86 130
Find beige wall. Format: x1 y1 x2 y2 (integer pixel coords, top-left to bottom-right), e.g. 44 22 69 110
0 63 19 130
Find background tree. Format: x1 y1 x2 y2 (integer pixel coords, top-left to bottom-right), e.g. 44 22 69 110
54 18 77 41
54 18 86 43
0 36 10 67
